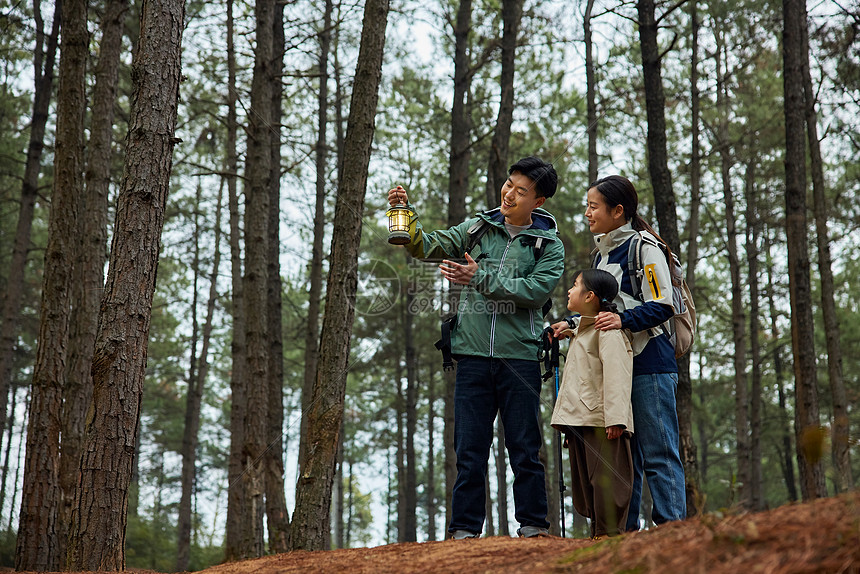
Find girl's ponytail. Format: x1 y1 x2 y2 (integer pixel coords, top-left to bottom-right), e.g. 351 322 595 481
600 297 619 314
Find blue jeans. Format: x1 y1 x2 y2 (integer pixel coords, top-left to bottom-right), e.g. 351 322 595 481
448 356 549 534
626 372 686 530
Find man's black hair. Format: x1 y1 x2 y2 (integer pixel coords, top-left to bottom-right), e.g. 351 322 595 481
509 156 558 199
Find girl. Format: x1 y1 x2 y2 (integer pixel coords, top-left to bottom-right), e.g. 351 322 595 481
553 175 686 531
551 268 634 539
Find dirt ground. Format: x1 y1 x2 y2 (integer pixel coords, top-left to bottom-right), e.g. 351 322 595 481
204 491 860 574
11 491 860 574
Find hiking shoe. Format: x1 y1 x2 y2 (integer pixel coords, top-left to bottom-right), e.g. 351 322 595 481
450 530 480 540
517 526 550 538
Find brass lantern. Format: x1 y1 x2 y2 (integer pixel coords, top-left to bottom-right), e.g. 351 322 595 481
385 203 414 245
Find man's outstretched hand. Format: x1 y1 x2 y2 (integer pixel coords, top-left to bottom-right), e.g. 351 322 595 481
439 253 478 285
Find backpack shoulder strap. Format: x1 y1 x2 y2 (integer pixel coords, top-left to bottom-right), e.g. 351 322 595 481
627 232 644 301
465 219 491 257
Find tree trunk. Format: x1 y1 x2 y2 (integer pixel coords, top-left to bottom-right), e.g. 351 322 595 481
16 0 87 565
264 1 290 554
485 473 495 537
801 10 852 492
584 0 597 183
289 0 389 550
744 163 764 511
636 0 679 251
223 0 248 559
300 0 333 482
403 274 418 542
396 362 405 542
426 369 437 541
177 182 224 571
239 0 276 557
65 0 186 564
58 0 126 560
346 458 354 547
0 382 19 536
495 419 509 535
638 0 697 518
782 0 826 501
0 0 61 443
679 0 702 519
444 0 472 535
715 34 749 509
541 440 558 536
334 425 345 548
177 184 204 573
766 230 798 502
485 0 524 209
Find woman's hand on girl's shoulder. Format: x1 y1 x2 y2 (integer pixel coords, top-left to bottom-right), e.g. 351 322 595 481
594 311 621 331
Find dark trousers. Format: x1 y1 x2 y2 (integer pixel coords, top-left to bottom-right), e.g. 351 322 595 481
565 426 633 537
448 356 549 534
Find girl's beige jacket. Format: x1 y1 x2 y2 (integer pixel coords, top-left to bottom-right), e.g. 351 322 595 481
551 316 635 433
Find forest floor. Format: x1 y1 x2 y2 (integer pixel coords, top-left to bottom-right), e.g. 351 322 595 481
10 491 860 574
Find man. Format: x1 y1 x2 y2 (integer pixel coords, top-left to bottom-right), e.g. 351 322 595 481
387 156 563 539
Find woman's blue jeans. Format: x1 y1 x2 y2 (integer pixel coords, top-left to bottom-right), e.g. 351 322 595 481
448 356 550 535
626 372 687 530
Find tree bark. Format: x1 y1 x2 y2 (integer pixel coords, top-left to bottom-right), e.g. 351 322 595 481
395 365 405 542
289 0 389 550
65 0 186 564
0 384 18 526
678 0 702 518
801 9 852 492
16 0 87 566
0 0 61 443
584 0 597 183
445 0 472 534
541 440 558 536
403 272 418 542
744 162 764 511
426 369 437 541
264 1 290 554
485 0 524 209
782 0 826 501
223 0 247 559
300 0 333 482
58 0 127 560
334 424 344 547
495 419 509 535
638 0 699 516
239 0 276 557
484 473 495 537
177 182 224 571
715 34 749 509
766 230 798 502
176 184 204 572
637 0 679 251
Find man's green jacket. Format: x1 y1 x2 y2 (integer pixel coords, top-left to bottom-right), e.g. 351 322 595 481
404 207 564 362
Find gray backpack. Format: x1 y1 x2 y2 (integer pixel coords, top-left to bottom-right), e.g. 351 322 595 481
594 232 696 358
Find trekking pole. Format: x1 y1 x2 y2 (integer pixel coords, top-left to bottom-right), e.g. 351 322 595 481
542 327 566 538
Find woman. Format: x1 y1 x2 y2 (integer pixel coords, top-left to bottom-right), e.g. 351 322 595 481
551 175 685 530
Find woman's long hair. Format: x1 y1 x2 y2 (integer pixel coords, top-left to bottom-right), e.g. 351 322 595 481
572 269 620 314
589 175 673 261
